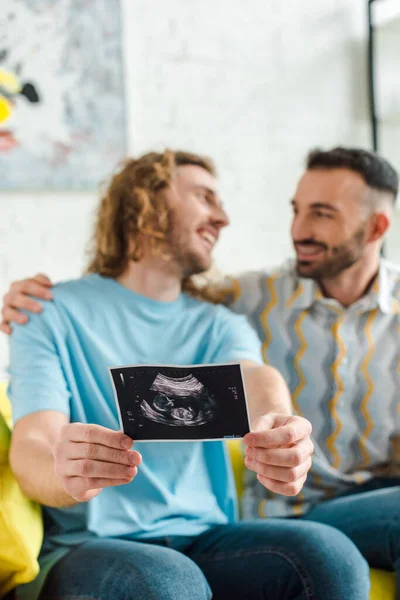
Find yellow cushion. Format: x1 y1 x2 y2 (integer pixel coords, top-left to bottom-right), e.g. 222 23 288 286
369 569 396 599
0 383 43 598
227 440 396 600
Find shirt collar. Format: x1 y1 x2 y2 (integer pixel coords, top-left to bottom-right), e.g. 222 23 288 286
287 259 400 314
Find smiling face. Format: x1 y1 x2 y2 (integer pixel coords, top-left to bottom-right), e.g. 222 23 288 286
290 168 374 279
164 165 230 277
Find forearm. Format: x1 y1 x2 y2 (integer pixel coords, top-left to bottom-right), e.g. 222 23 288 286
241 363 292 425
10 435 78 508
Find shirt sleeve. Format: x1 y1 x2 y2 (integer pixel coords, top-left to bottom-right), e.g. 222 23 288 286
8 307 71 424
222 271 269 317
210 309 263 365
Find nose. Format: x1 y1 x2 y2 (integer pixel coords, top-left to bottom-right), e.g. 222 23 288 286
212 205 230 229
291 212 312 242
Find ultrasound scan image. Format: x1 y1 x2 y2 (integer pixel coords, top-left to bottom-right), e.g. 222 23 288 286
141 373 217 427
110 363 249 441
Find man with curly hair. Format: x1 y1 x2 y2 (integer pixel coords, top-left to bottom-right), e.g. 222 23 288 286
3 150 369 600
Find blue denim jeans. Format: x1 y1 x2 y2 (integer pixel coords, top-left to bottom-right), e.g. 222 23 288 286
303 478 400 598
39 519 370 600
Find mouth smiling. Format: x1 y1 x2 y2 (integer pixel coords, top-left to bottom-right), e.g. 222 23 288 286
197 227 218 251
295 244 326 261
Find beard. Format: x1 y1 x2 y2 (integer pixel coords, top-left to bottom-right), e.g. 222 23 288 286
295 226 366 280
166 224 212 279
176 247 211 278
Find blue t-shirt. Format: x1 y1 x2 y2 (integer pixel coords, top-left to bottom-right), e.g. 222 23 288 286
8 275 262 565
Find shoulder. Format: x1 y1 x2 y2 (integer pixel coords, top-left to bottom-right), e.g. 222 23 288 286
229 260 299 313
182 293 251 328
51 273 105 303
49 274 114 316
178 295 262 363
236 260 295 285
182 292 234 318
11 275 102 340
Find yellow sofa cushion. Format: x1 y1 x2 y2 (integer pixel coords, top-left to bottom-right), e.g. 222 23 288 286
0 383 43 598
227 440 396 600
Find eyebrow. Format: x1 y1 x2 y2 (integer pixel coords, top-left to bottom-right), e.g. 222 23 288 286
194 184 224 206
194 184 217 196
291 199 339 212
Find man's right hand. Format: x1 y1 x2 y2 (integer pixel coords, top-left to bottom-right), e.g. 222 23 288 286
1 273 53 334
53 423 142 503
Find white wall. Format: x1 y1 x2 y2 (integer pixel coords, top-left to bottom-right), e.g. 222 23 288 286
1 0 400 372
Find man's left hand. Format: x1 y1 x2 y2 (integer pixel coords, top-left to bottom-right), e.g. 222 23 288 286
243 414 313 496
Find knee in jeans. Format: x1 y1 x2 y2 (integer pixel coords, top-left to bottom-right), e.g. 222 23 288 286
125 547 211 600
157 551 211 600
302 522 370 579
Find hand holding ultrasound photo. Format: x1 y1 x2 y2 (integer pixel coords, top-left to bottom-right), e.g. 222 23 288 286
109 363 250 441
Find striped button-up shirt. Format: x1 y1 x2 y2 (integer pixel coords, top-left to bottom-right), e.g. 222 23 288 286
227 259 400 518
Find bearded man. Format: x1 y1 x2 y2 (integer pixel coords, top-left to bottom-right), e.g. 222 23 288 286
227 148 400 589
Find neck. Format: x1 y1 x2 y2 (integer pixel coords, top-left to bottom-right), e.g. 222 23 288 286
117 259 182 302
318 254 381 308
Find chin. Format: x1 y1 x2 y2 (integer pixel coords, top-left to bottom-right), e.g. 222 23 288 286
296 262 319 279
189 262 212 277
184 254 212 277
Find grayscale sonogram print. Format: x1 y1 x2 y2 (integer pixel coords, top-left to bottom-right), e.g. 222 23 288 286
110 363 250 441
141 373 217 426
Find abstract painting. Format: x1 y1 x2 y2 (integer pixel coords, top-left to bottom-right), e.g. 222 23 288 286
0 0 126 190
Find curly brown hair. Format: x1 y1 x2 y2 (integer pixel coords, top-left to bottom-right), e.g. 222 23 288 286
86 149 226 303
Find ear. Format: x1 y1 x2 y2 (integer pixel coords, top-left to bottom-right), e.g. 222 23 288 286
367 212 390 243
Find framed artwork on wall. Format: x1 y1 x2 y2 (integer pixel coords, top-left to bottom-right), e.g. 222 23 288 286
0 0 127 190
